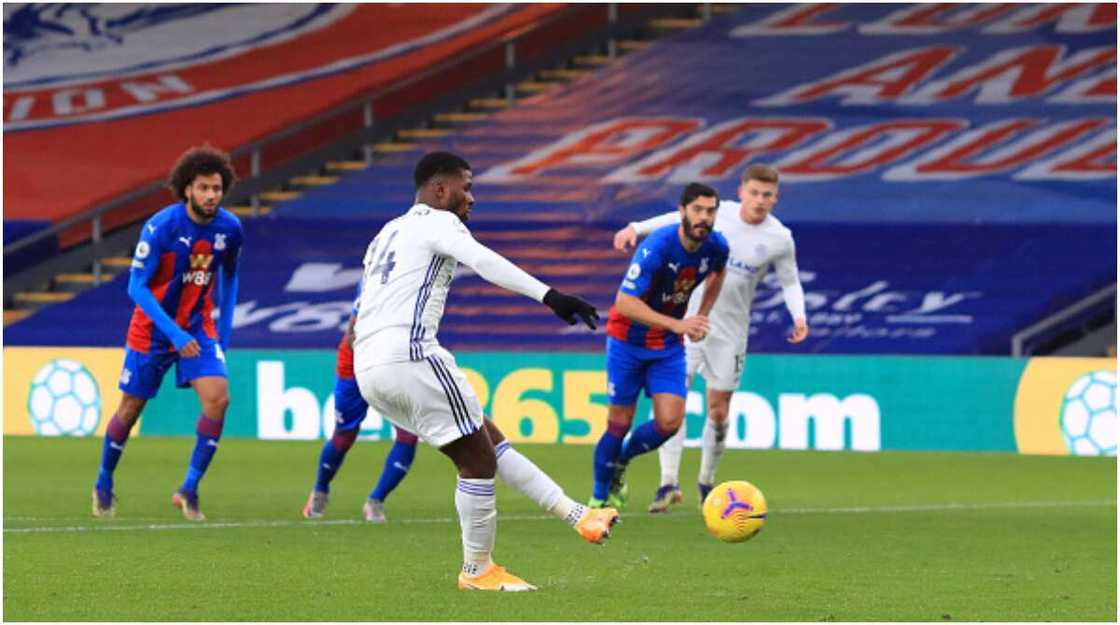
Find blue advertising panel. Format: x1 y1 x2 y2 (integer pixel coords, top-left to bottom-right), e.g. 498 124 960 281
6 217 1112 355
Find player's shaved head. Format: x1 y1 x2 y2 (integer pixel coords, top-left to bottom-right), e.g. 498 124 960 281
168 145 236 202
414 151 471 189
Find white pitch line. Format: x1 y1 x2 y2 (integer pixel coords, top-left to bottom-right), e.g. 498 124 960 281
4 500 1114 535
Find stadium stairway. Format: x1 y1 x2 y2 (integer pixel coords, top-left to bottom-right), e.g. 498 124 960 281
3 4 731 327
226 4 734 205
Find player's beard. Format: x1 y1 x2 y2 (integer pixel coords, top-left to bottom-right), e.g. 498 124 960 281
188 195 218 222
450 195 471 223
681 215 712 243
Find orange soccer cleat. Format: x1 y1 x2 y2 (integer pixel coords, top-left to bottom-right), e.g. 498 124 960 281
457 563 537 592
575 506 620 544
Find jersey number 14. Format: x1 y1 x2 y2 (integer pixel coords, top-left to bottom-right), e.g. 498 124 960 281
367 230 398 284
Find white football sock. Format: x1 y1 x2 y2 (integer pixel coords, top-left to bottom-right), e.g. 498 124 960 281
698 419 728 486
658 425 686 487
455 477 496 576
495 441 585 526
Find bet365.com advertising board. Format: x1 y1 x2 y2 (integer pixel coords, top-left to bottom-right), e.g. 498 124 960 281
3 347 1115 456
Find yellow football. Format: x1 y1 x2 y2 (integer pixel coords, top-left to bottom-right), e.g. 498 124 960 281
702 480 768 543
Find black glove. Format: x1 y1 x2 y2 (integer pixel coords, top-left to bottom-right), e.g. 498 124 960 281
543 288 599 330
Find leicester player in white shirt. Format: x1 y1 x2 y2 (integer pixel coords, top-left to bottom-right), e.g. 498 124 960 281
613 164 809 512
353 152 619 592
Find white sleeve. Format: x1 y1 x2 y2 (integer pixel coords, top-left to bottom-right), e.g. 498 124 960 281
774 234 806 321
630 211 678 236
430 217 550 302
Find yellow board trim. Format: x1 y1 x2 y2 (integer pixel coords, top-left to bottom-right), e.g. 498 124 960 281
1013 357 1115 455
4 347 129 437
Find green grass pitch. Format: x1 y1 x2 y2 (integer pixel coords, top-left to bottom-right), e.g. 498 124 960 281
3 435 1115 621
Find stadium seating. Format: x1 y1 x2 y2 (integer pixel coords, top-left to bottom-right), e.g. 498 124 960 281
5 4 1115 355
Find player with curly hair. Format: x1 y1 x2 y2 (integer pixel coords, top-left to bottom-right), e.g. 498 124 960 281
91 144 244 522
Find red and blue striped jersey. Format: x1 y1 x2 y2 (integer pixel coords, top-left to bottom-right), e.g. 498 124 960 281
125 202 244 353
607 224 729 350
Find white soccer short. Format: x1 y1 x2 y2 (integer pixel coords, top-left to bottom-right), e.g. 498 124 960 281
686 334 747 392
355 346 483 448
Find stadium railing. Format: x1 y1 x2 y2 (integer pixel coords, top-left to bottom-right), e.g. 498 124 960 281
1011 284 1117 356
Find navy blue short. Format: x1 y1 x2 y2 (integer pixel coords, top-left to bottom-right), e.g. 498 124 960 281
118 337 227 399
605 336 687 406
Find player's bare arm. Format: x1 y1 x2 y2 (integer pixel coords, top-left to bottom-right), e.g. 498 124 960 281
696 268 726 318
614 291 709 337
613 225 638 251
614 211 679 251
690 268 727 342
788 318 809 344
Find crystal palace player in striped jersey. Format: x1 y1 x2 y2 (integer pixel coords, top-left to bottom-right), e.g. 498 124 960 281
91 146 244 522
590 183 729 510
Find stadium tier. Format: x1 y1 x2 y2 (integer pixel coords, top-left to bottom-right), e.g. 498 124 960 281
2 3 563 254
277 4 1116 225
4 3 1115 355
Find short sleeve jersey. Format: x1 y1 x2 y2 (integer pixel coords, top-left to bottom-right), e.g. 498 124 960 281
606 223 729 350
125 203 244 353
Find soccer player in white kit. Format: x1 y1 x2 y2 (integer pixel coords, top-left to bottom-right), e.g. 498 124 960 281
613 164 808 512
354 152 619 592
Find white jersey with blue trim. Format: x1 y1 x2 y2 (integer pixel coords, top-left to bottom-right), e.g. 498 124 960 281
353 203 549 371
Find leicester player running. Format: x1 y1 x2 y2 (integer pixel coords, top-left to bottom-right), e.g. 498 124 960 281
352 151 619 591
91 145 244 521
590 183 729 509
613 164 808 512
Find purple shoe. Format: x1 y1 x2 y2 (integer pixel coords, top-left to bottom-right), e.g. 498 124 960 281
647 484 683 513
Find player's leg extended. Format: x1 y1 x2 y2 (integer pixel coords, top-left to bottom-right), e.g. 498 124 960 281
365 427 419 523
92 393 145 518
697 388 733 502
304 377 364 518
485 421 618 544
